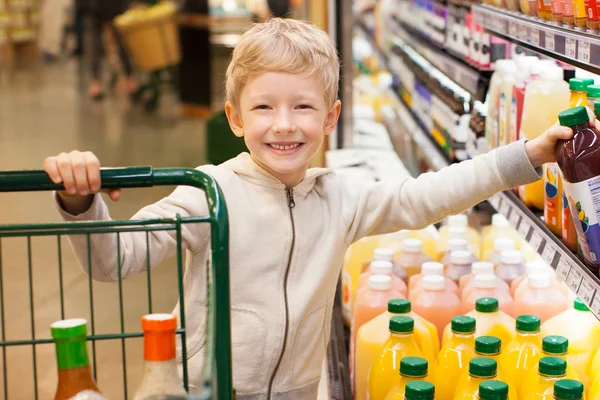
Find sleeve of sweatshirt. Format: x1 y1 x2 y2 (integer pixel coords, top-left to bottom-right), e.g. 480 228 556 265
55 171 211 282
344 140 541 244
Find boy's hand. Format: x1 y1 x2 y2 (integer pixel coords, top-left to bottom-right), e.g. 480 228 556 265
44 151 122 215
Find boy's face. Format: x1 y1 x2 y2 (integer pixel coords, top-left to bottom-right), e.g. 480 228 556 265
225 72 341 187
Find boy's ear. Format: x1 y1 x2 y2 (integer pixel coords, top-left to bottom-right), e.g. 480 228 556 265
225 101 244 137
324 100 342 136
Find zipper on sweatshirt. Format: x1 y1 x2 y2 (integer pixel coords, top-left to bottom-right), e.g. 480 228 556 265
267 188 296 400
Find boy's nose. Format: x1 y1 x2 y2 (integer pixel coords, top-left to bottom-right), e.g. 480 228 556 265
272 112 296 134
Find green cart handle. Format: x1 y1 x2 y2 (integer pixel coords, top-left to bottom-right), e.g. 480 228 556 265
0 167 233 400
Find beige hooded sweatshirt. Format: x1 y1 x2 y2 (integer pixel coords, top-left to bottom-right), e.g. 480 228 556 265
57 140 540 399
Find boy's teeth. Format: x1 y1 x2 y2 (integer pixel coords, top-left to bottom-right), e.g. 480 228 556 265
271 143 300 150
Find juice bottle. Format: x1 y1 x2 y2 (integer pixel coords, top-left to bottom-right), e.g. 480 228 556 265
472 336 519 399
498 62 519 148
433 316 476 400
368 316 422 400
438 215 481 259
524 335 581 386
378 230 411 258
520 356 568 399
405 381 436 400
539 0 554 19
397 239 431 280
482 214 520 261
501 315 543 394
587 85 600 109
409 261 459 300
358 260 408 297
486 238 516 267
542 298 600 391
590 347 600 397
461 262 511 297
556 106 600 273
511 59 539 149
461 274 515 316
514 273 567 323
439 238 469 268
572 0 589 27
511 260 546 297
555 380 585 400
519 66 570 210
446 250 474 283
496 250 526 286
362 248 400 275
355 299 439 400
479 381 509 400
412 275 462 336
553 0 564 21
454 358 498 400
408 226 440 260
459 261 494 293
385 356 429 400
586 0 600 29
486 60 517 151
564 0 576 23
513 262 568 299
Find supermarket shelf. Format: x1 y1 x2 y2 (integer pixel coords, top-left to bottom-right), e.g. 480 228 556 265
489 190 600 320
473 4 600 74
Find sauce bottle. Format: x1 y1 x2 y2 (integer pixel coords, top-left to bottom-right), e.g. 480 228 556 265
586 0 600 29
556 106 600 274
573 0 588 26
51 319 103 400
553 0 565 21
133 314 187 400
563 0 575 24
539 0 554 19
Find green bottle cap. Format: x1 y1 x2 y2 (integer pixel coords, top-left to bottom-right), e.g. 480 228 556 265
569 78 593 91
543 335 569 355
479 381 509 400
50 318 91 370
469 357 497 377
475 336 502 355
451 316 476 334
516 315 541 333
574 297 589 311
554 379 585 400
389 316 414 333
595 102 600 117
405 381 435 400
539 356 567 376
586 84 600 98
475 298 499 313
388 299 411 314
558 106 589 127
400 356 428 377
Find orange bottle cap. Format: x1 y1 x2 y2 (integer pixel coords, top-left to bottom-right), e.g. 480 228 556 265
141 314 177 331
141 314 177 362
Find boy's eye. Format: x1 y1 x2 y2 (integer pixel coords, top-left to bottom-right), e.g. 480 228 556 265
297 104 313 110
254 105 271 110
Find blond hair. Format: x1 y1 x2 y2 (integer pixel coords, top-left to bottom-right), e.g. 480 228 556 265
225 18 340 107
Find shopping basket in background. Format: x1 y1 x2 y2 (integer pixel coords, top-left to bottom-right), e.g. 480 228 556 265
0 167 233 399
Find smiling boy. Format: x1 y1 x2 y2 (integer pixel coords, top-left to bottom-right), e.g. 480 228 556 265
44 18 574 400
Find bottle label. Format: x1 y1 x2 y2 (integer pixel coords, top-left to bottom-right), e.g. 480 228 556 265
498 92 507 147
575 0 587 17
562 176 600 264
564 0 574 15
563 191 577 245
544 164 561 230
342 270 352 323
509 95 518 144
587 0 599 19
553 0 564 14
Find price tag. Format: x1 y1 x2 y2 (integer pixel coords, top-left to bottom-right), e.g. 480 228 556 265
578 279 595 306
509 21 518 37
488 194 500 209
519 24 527 40
541 243 557 266
566 267 583 292
529 231 544 252
578 40 591 64
545 31 555 51
509 209 521 228
591 295 600 318
518 219 531 237
556 257 571 281
530 28 540 46
500 200 511 217
566 37 577 59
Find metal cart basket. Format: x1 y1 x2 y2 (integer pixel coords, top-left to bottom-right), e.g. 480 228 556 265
0 167 232 399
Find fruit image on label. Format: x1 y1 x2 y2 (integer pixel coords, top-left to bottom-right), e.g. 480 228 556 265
545 164 561 230
563 176 600 264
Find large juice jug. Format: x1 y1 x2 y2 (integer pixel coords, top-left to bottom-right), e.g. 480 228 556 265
556 106 600 273
555 380 585 400
438 215 481 259
461 274 515 316
378 230 412 256
520 356 568 399
368 316 422 400
439 238 470 268
442 298 516 350
498 62 519 147
479 381 509 400
405 381 435 400
406 226 439 260
461 262 511 298
355 299 438 400
511 260 546 296
486 238 516 267
433 316 476 400
542 298 600 390
445 250 475 283
496 250 526 286
412 275 462 337
362 248 404 277
358 260 408 297
509 57 538 147
397 239 432 280
486 60 517 150
519 66 570 210
472 336 519 400
590 348 600 397
482 214 520 260
454 358 498 400
501 315 542 394
513 262 568 299
384 356 429 400
523 335 581 386
514 273 567 322
409 261 459 300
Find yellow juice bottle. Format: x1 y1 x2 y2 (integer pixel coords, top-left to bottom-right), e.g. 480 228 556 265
479 381 509 400
433 316 476 400
454 357 498 400
555 379 585 400
368 316 422 400
472 336 519 400
500 315 543 395
523 336 581 386
589 349 600 398
385 356 430 400
437 215 481 259
405 381 436 400
520 356 568 399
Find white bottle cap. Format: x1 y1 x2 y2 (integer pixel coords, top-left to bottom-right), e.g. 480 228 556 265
448 238 468 252
447 214 468 227
494 238 515 252
421 262 444 276
369 275 392 291
500 250 522 265
491 213 511 228
448 226 467 239
525 261 546 276
528 272 551 289
370 260 393 275
421 275 445 291
402 238 423 253
474 273 497 289
542 66 564 81
373 248 394 262
451 250 472 265
472 261 494 275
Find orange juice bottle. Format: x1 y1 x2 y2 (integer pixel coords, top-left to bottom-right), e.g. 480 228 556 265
461 263 511 300
514 273 567 323
446 250 474 283
511 260 546 297
479 381 509 400
590 349 600 397
397 239 432 280
368 316 422 400
385 356 430 400
438 215 481 259
487 238 516 267
439 238 469 268
355 299 439 400
501 315 543 394
472 336 519 400
405 381 436 400
523 336 581 386
520 356 568 399
482 214 521 260
362 248 402 276
409 261 459 300
433 316 476 400
554 379 585 400
454 357 498 400
496 250 526 286
358 260 408 297
461 274 515 317
412 275 462 337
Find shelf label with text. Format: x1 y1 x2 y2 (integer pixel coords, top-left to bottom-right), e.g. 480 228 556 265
578 279 595 306
556 258 571 281
541 243 557 266
591 295 600 319
530 28 540 46
545 31 555 51
529 231 544 252
508 21 518 37
566 267 583 293
518 219 531 237
518 24 528 40
500 199 511 217
578 40 591 64
509 209 521 228
566 37 577 59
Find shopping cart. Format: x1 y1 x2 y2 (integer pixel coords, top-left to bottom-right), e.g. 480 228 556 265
0 167 232 399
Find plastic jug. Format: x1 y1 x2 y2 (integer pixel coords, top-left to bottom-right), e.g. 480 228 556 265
513 261 568 299
438 215 481 259
384 356 429 400
439 238 470 268
523 335 581 386
482 214 520 260
501 315 543 394
362 248 406 278
446 250 474 283
460 262 510 297
520 356 568 400
555 379 585 400
486 238 516 267
496 250 526 286
358 260 408 297
397 239 431 280
514 273 567 323
498 62 519 148
433 316 476 400
461 274 515 316
354 299 438 400
454 357 498 400
479 381 509 400
409 261 459 300
412 275 462 337
368 316 422 400
471 336 519 400
486 60 517 150
408 227 440 261
590 348 600 397
511 260 546 296
378 230 412 257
